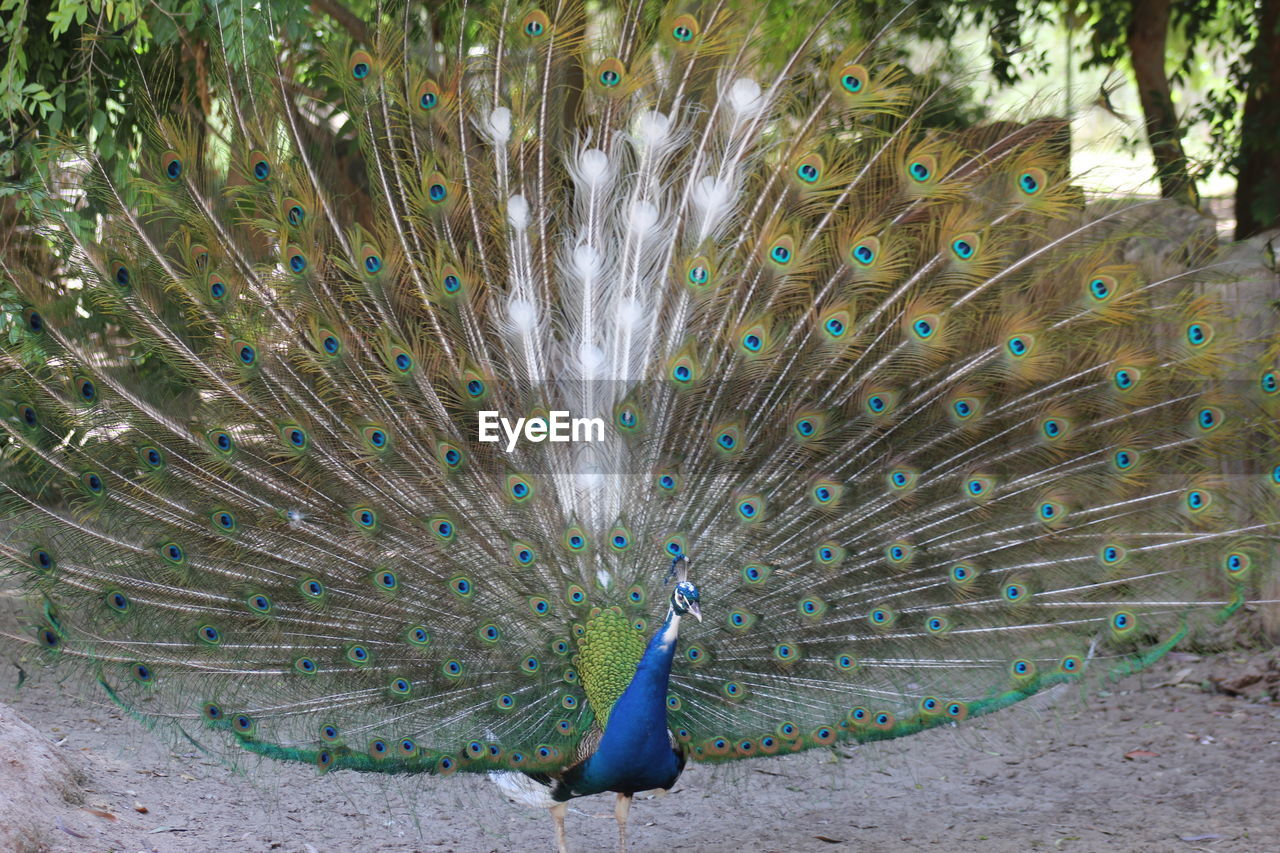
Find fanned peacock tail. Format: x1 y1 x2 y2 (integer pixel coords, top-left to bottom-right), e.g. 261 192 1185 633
2 0 1277 800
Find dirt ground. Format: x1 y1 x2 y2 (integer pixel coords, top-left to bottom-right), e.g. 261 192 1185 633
0 651 1277 853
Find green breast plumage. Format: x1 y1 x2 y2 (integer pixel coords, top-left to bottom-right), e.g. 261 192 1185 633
576 608 647 729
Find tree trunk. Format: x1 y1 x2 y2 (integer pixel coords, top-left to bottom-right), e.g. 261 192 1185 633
1236 0 1280 240
1126 0 1198 205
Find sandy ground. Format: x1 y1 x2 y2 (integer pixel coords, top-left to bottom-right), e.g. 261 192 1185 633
1 650 1277 853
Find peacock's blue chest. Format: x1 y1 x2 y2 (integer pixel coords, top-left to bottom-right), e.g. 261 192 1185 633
565 613 684 797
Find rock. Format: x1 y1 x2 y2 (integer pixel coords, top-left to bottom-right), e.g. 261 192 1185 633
0 702 85 853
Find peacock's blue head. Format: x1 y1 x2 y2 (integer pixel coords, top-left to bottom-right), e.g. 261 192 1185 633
672 580 702 621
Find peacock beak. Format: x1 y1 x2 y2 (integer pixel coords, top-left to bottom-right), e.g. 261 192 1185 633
686 601 702 622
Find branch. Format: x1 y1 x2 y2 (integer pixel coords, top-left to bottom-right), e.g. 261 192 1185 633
311 0 372 45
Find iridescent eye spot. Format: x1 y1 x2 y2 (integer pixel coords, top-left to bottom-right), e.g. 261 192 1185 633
1186 489 1210 511
429 183 447 202
322 335 340 355
516 548 533 564
352 61 369 79
774 644 793 660
377 571 397 590
364 254 382 274
688 265 708 285
673 364 691 382
480 624 501 642
421 91 438 109
289 253 306 273
1089 277 1111 300
1006 335 1029 357
198 625 221 644
1114 449 1134 469
395 352 412 371
253 159 270 181
19 405 38 428
1262 371 1279 394
926 616 947 634
825 317 845 336
444 274 461 292
1197 407 1220 431
348 645 370 663
161 542 184 563
743 333 762 351
950 564 972 583
1060 656 1081 673
1018 172 1039 194
658 474 676 490
870 609 888 624
1113 368 1136 390
736 499 757 519
1224 552 1250 575
1011 659 1032 677
84 472 103 493
600 69 620 86
107 591 129 612
302 578 324 597
569 535 584 550
951 238 974 259
867 394 887 413
852 243 875 265
443 659 462 676
408 626 430 645
466 378 485 397
248 594 270 613
444 448 461 466
836 654 855 669
673 24 693 41
522 656 541 673
1101 544 1124 564
1003 582 1027 602
1111 611 1134 632
770 244 791 264
234 714 253 733
795 418 815 437
909 161 930 181
912 317 934 338
686 646 703 662
295 657 317 674
1042 419 1063 439
238 345 256 365
953 398 974 418
451 577 471 596
210 279 226 300
797 163 819 183
390 678 411 695
288 204 305 226
1186 322 1210 347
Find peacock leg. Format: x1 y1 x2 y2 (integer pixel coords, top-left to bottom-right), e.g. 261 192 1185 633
615 792 633 853
550 801 570 853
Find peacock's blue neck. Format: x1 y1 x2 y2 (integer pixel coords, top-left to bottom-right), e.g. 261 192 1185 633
568 607 683 796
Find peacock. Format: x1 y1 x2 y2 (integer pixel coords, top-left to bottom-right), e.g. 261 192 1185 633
1 2 1277 851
